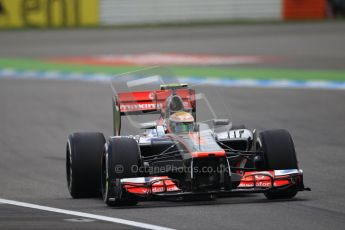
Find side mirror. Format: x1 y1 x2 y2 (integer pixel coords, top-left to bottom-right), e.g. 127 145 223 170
213 119 230 126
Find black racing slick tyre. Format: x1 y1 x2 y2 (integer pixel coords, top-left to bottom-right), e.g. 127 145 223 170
259 129 298 170
101 137 141 207
66 132 105 198
259 129 298 199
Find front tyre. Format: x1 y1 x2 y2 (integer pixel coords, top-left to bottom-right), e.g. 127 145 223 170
101 137 141 206
259 129 299 199
66 132 105 198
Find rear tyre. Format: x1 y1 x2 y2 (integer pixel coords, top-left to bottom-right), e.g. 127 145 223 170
259 129 299 199
101 137 141 206
66 132 105 198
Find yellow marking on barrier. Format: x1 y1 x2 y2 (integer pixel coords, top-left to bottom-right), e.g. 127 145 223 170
0 0 99 28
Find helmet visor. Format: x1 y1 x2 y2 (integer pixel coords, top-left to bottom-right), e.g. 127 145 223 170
171 121 194 133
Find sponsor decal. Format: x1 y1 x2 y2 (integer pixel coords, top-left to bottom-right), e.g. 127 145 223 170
122 176 180 194
120 102 174 112
239 181 272 187
119 101 191 112
238 171 294 188
148 92 155 100
120 103 158 112
0 0 99 28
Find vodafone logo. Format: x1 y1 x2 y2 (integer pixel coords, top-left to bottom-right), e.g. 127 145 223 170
148 92 154 100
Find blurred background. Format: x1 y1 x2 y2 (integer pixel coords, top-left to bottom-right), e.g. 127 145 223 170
0 1 345 230
0 0 344 28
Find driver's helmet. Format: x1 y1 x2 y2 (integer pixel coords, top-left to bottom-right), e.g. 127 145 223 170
168 111 195 133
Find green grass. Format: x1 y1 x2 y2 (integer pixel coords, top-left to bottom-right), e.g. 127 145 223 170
1 58 345 81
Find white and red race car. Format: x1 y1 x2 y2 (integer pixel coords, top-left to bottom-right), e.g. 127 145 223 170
66 68 309 206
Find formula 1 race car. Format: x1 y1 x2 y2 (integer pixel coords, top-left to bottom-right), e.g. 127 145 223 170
66 69 309 207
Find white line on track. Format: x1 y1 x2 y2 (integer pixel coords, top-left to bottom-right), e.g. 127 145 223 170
0 198 176 230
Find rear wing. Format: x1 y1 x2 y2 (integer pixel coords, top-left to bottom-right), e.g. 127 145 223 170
112 88 195 135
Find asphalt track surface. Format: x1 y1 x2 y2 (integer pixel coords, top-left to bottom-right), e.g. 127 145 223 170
1 22 345 230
